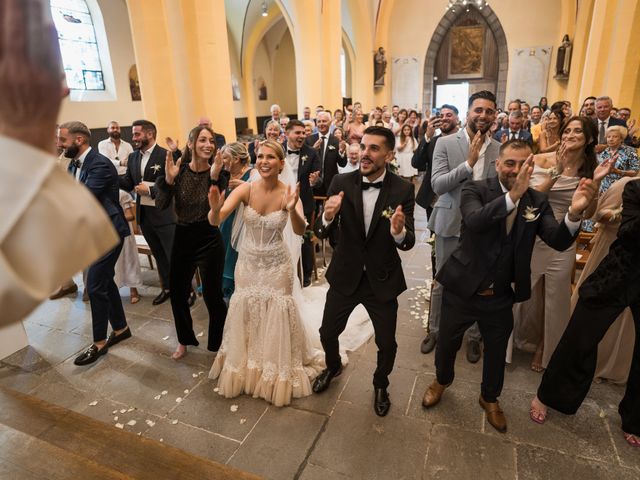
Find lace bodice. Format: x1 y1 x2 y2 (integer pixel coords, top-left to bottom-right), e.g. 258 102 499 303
240 205 289 253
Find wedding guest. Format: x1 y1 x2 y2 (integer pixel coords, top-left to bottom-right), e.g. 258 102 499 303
538 107 565 153
391 109 408 135
250 119 281 164
423 140 597 433
539 97 549 111
395 124 418 179
98 121 133 176
346 109 366 145
573 175 640 384
427 91 501 363
155 125 228 360
583 125 638 232
57 122 132 366
512 117 611 372
306 111 347 196
114 190 142 304
339 143 361 173
263 104 281 134
218 142 252 300
531 179 640 447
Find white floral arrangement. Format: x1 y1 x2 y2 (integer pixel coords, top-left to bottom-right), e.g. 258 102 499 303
381 206 395 219
522 206 540 222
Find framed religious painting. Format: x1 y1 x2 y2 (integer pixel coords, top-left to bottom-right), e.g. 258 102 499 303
448 25 485 79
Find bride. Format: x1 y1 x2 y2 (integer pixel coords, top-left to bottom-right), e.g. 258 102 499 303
207 140 371 406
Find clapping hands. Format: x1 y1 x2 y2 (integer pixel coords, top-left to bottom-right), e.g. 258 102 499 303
164 150 181 185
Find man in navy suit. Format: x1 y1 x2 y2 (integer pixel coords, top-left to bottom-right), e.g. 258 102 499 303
120 120 177 305
57 122 132 366
594 96 627 152
493 111 532 146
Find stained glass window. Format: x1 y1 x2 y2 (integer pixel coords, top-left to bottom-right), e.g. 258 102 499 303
50 0 105 91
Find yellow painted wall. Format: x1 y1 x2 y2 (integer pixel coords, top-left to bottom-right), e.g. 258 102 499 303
272 30 298 116
58 0 144 129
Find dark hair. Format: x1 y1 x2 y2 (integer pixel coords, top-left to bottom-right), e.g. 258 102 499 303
531 105 542 112
132 119 157 138
499 139 532 156
559 115 598 178
181 125 217 165
363 126 395 151
468 90 497 108
285 119 305 132
440 104 459 115
548 107 566 126
550 101 566 111
507 99 522 109
582 96 597 105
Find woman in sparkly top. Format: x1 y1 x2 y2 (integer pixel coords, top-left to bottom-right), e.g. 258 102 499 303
156 125 229 360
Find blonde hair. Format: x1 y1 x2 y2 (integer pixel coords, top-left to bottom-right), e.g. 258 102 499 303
220 142 250 166
606 125 628 139
257 139 285 160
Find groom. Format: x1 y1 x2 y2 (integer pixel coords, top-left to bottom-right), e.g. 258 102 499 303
313 126 415 416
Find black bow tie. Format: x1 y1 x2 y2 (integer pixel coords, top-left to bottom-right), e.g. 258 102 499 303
287 149 300 155
361 181 383 190
71 159 82 168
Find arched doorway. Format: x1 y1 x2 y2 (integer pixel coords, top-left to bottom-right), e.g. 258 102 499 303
422 5 508 115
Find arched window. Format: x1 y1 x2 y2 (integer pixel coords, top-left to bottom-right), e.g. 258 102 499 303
50 0 105 91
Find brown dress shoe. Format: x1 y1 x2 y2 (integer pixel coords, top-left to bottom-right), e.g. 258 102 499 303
49 283 78 300
479 395 507 432
422 379 448 408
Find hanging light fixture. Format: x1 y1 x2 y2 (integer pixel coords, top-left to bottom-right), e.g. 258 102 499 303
446 0 488 12
261 0 268 17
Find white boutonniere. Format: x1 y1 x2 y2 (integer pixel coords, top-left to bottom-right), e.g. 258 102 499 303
523 206 540 222
151 164 161 174
301 154 308 165
544 166 561 181
328 145 336 150
381 206 395 219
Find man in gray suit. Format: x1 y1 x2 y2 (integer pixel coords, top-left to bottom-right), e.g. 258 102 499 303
425 91 500 362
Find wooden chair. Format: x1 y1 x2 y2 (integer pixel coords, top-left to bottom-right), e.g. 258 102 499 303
310 196 329 280
571 229 597 287
130 207 156 271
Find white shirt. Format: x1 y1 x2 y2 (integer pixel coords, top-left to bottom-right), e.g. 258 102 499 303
463 128 491 180
500 181 581 235
339 161 359 174
98 138 134 176
75 147 92 181
140 142 157 179
286 147 300 180
323 169 406 244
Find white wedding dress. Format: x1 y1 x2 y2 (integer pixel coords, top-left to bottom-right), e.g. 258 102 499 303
209 168 373 407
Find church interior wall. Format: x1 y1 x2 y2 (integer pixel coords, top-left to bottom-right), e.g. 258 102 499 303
58 0 144 130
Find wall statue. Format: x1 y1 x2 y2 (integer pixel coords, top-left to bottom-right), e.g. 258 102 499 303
374 47 387 87
555 34 572 78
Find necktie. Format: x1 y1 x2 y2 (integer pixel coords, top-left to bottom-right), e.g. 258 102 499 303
506 207 517 235
510 132 516 140
319 136 326 175
287 149 300 155
361 181 383 190
599 121 606 144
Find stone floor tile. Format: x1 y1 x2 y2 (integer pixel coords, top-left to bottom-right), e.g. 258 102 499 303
21 324 89 365
406 374 484 432
0 365 47 394
29 378 96 410
171 380 269 442
338 360 417 417
484 389 615 463
1 346 55 374
299 463 352 480
229 407 326 479
603 413 640 472
309 401 430 479
424 424 516 479
516 444 638 480
290 363 353 416
143 416 240 464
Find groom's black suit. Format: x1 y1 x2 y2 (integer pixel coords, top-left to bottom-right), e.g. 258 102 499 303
435 176 577 402
316 169 415 388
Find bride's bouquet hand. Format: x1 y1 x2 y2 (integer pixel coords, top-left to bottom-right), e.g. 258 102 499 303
208 185 225 213
285 183 300 212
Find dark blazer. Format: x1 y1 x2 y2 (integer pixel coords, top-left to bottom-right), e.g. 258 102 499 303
119 144 177 226
305 132 347 196
315 170 415 302
437 177 577 302
283 141 322 218
72 148 129 239
493 128 533 145
579 180 640 305
411 134 440 210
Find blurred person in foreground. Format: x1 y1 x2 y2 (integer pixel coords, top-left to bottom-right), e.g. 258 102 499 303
0 0 117 325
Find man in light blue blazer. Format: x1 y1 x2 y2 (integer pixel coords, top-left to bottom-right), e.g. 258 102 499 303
423 91 501 362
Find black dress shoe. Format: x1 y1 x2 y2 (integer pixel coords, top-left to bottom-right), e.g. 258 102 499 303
374 387 391 417
188 291 197 307
106 327 132 348
74 344 108 366
420 332 437 354
312 366 342 393
152 290 170 305
467 339 482 364
303 277 311 288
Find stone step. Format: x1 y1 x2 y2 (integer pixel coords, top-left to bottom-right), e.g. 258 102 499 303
0 386 261 480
